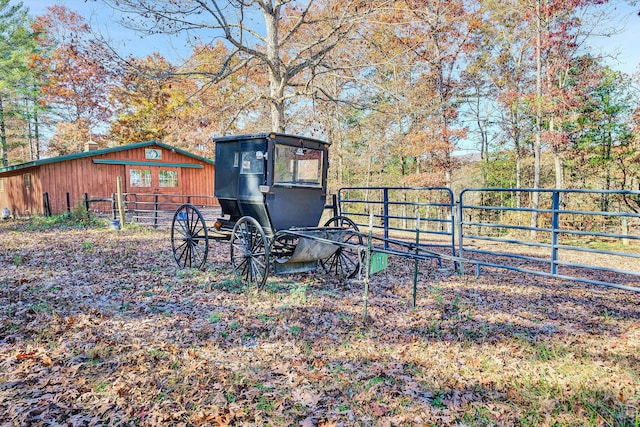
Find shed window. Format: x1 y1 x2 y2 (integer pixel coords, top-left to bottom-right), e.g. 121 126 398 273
159 170 178 187
130 169 152 187
24 173 31 189
0 178 4 192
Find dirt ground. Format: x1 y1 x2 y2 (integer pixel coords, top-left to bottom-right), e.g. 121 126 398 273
0 220 638 426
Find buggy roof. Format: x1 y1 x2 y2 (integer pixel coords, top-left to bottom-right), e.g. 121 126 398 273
212 132 331 147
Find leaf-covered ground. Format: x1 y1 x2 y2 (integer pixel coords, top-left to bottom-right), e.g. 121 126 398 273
1 221 638 426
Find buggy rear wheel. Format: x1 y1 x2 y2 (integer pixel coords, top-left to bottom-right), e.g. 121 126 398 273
171 204 209 270
320 216 363 279
230 216 270 289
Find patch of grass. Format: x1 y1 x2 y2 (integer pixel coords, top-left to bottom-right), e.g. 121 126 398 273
254 382 272 391
26 207 105 231
563 239 638 253
367 376 386 389
461 406 495 425
81 241 94 252
264 278 295 293
569 388 637 426
430 390 447 409
176 268 201 279
289 285 308 304
207 312 221 323
256 396 276 411
211 277 241 292
31 302 52 314
258 313 274 323
533 341 569 362
419 320 442 339
338 313 353 322
4 322 19 331
93 380 109 393
229 321 240 330
148 348 167 359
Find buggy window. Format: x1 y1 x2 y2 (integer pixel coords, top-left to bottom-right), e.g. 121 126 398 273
240 151 264 175
274 145 323 187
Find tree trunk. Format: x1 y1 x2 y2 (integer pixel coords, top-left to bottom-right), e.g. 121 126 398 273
550 118 563 189
601 127 613 211
515 140 522 208
0 95 7 168
553 149 563 189
531 0 543 240
263 4 286 132
34 102 40 160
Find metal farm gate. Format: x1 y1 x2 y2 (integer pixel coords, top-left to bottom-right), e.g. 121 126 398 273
335 186 640 292
457 188 640 292
337 187 457 267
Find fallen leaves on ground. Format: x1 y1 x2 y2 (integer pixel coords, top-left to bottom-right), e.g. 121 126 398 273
0 221 638 426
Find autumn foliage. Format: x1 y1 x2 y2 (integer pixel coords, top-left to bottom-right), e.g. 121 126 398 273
1 1 639 193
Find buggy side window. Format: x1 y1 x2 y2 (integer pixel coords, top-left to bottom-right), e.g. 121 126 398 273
240 151 264 175
273 145 323 187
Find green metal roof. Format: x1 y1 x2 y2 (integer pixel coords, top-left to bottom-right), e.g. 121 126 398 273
0 140 214 174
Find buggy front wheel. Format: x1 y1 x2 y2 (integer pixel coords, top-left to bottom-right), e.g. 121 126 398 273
230 216 270 289
171 204 209 270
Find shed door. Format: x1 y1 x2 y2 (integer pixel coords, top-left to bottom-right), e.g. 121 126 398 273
126 165 182 210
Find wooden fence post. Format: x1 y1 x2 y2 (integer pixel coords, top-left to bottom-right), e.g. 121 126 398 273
117 177 126 228
43 192 51 217
622 217 629 246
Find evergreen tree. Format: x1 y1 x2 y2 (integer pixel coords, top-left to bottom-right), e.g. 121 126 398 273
0 0 35 167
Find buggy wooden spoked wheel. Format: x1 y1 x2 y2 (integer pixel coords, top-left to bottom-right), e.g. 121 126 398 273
320 216 363 279
171 204 209 270
230 216 270 289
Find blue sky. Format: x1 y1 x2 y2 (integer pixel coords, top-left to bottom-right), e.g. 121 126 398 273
587 2 640 74
26 0 640 74
27 0 195 61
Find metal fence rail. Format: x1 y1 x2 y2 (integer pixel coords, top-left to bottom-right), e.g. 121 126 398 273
124 194 219 227
41 186 640 292
337 187 457 267
42 192 220 228
458 188 640 292
43 192 117 218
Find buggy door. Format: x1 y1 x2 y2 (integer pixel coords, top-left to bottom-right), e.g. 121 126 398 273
237 139 271 232
266 142 327 231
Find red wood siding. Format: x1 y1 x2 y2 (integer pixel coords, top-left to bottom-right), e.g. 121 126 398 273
0 167 43 217
0 143 216 216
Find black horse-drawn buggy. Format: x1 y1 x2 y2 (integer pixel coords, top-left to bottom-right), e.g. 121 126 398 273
171 133 363 288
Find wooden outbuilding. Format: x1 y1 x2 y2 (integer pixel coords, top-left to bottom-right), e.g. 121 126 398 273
0 141 215 217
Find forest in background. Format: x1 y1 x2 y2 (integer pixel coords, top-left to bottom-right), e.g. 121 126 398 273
1 0 639 203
